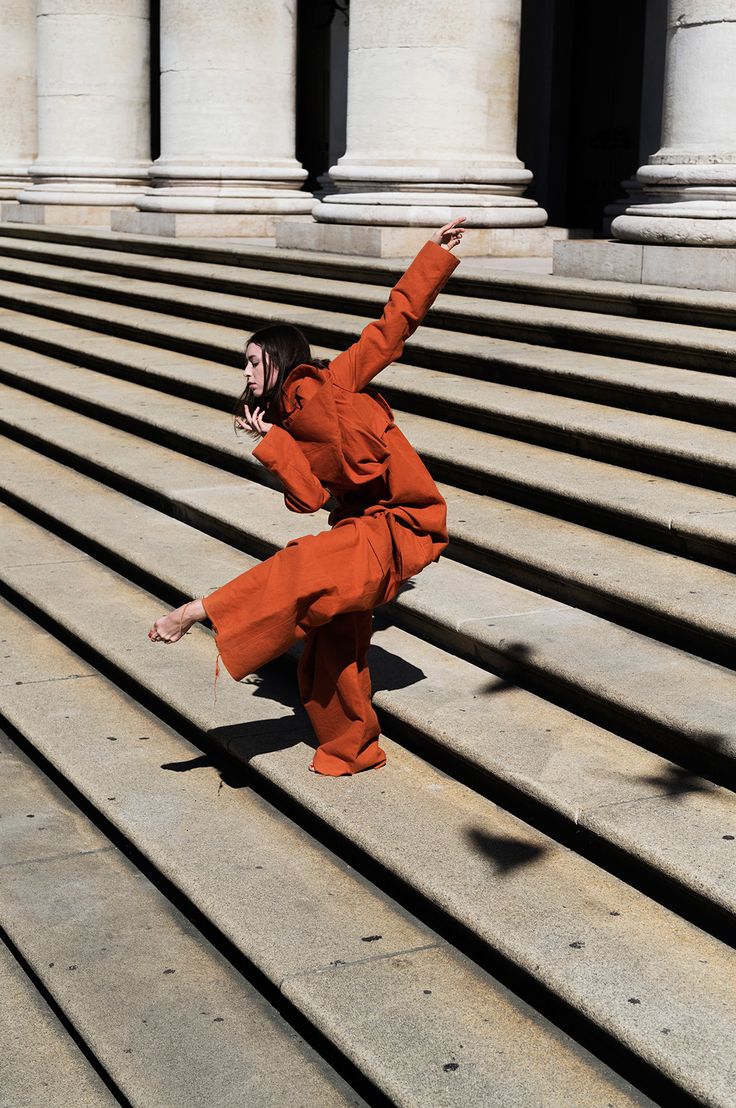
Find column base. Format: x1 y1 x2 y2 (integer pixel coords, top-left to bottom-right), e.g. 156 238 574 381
112 209 314 239
553 239 736 293
276 220 579 258
612 211 736 247
4 203 137 228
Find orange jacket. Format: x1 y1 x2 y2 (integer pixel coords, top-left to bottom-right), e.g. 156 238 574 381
253 240 459 582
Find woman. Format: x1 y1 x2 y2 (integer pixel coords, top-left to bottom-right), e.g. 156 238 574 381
149 217 465 776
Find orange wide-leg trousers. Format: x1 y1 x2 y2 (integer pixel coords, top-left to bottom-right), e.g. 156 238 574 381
202 515 395 776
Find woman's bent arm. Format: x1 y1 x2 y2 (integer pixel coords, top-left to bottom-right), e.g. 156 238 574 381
329 238 460 393
253 427 330 514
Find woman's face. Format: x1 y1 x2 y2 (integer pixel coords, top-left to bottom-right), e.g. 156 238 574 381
243 342 278 400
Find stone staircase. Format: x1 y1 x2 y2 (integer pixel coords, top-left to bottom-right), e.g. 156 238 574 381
1 222 734 1107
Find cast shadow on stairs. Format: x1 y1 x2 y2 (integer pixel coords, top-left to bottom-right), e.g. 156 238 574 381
159 644 427 787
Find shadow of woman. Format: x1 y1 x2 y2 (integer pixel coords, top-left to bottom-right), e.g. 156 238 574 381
160 642 426 787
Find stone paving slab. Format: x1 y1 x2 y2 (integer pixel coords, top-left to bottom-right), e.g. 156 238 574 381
3 438 735 917
0 518 733 1105
0 735 361 1108
0 939 117 1108
0 606 649 1108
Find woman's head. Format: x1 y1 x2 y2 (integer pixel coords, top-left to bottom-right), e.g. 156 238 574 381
235 324 320 428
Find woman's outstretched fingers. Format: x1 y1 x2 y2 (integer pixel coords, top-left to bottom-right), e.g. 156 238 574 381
431 215 466 251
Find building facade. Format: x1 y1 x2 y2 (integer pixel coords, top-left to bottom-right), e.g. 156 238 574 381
1 1 734 269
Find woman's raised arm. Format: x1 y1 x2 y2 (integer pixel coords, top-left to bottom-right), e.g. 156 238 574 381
329 218 465 393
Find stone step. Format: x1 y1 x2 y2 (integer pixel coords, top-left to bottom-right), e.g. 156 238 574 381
0 604 650 1108
3 326 736 595
4 382 736 672
3 220 736 333
3 380 736 784
0 305 734 493
0 517 732 1106
2 336 736 581
0 734 361 1108
0 247 735 381
3 285 736 437
2 434 734 933
0 937 117 1107
4 242 736 436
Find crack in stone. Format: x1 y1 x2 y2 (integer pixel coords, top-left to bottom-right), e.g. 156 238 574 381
0 846 113 871
1 558 90 570
1 673 99 688
279 940 440 983
579 785 717 817
674 17 736 28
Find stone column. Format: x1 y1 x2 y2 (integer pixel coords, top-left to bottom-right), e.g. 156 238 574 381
11 0 150 227
613 0 736 245
280 0 552 257
0 0 36 207
117 0 312 238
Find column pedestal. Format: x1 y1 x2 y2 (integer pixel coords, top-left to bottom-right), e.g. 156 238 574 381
0 0 36 214
612 0 736 246
278 220 571 259
115 0 312 238
279 0 549 257
8 0 150 228
555 0 736 289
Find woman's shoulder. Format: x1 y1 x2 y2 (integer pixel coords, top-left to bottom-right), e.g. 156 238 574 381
282 360 333 408
280 360 338 435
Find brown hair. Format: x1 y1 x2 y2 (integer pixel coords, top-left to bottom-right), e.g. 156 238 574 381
234 324 329 431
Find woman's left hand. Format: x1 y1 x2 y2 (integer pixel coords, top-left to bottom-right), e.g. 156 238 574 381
431 216 466 251
237 406 273 437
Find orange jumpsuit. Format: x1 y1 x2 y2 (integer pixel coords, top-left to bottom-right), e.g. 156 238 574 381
202 240 459 775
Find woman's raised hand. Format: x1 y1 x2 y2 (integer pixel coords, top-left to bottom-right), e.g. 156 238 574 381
431 216 466 252
237 406 273 437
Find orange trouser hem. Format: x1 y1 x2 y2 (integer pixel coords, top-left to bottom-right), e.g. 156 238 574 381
202 516 394 776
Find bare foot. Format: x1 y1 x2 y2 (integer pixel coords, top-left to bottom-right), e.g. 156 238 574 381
148 598 206 644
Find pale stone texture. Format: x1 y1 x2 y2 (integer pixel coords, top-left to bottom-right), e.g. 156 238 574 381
613 0 736 245
554 239 736 292
9 0 150 227
117 0 312 237
278 220 574 258
286 0 547 256
0 0 36 201
0 940 117 1107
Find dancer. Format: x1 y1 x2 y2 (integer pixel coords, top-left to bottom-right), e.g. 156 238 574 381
149 217 465 775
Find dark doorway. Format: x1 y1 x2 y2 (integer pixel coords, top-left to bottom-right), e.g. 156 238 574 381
295 0 349 193
518 0 647 234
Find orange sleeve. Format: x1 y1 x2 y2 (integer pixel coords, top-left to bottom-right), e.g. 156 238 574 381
252 426 330 514
329 240 460 392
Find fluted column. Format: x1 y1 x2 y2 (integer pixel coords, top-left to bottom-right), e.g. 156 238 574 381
613 0 736 245
11 0 150 226
295 0 546 255
0 0 36 203
123 0 312 237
